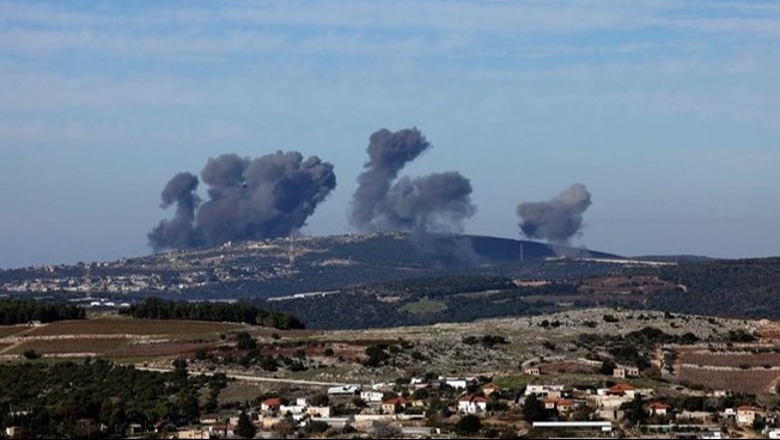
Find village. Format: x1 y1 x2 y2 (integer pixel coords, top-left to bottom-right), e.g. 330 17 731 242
141 364 779 439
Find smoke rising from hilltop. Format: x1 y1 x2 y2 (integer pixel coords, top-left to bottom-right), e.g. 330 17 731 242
350 128 476 233
382 172 476 232
516 183 591 244
350 128 431 229
148 151 336 251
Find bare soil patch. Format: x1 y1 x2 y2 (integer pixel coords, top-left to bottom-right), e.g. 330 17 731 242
25 318 243 337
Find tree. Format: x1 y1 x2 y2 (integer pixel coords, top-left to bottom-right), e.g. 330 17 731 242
272 418 297 439
172 358 188 381
523 394 547 422
599 359 616 375
621 394 647 425
455 414 482 436
308 393 330 407
236 411 257 439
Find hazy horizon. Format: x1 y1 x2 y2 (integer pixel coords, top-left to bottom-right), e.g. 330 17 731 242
1 1 779 268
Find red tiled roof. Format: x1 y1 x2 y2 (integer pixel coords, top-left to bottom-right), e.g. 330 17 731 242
648 402 670 409
608 383 636 392
737 405 764 413
262 398 282 407
383 397 409 405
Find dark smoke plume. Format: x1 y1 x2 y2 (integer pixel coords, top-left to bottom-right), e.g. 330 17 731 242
381 172 476 233
148 151 336 251
350 128 430 229
350 128 475 233
516 183 591 244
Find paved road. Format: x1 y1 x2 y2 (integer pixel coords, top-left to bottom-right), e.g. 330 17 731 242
135 365 353 387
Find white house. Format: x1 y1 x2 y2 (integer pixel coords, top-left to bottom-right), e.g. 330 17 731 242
307 406 332 418
647 402 670 417
458 395 488 414
361 390 384 402
613 366 639 379
736 406 764 426
441 377 473 390
525 384 565 397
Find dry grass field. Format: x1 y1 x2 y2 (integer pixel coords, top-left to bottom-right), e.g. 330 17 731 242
680 350 780 369
678 366 780 394
6 337 131 355
0 326 29 338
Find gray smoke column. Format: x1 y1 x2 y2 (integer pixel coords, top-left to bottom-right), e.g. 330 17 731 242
381 172 476 232
516 183 592 244
148 151 336 251
350 127 476 233
350 128 430 230
148 172 200 250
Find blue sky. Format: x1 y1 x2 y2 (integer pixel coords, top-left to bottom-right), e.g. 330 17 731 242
1 0 779 268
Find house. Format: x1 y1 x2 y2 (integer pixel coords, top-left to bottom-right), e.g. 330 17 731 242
280 398 307 416
177 429 211 439
525 367 541 376
261 397 282 413
307 406 332 418
525 384 565 397
481 383 502 396
441 377 474 390
736 405 764 426
206 423 234 437
648 402 670 417
613 366 639 379
381 397 409 414
458 395 489 414
544 398 575 414
199 414 219 425
557 399 575 414
361 390 384 402
604 383 637 398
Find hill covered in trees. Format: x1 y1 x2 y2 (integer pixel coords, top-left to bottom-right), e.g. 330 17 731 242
648 257 780 319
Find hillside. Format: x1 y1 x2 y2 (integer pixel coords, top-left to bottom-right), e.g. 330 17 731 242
0 233 627 301
649 257 780 319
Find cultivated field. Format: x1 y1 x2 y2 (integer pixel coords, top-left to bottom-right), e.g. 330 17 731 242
679 349 780 369
24 318 242 337
0 326 28 338
6 337 131 355
677 366 780 394
0 317 250 361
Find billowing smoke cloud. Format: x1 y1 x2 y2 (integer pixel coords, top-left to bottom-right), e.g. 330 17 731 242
516 183 592 244
381 172 476 232
148 151 336 251
147 172 200 250
350 128 476 233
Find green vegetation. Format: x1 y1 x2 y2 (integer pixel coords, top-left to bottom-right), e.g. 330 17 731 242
0 299 85 325
494 375 532 391
399 298 446 314
455 414 482 436
262 276 574 329
122 297 303 329
651 257 780 318
0 358 227 438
